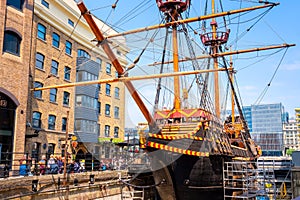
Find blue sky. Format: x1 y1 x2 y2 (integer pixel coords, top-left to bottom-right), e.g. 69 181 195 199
82 0 299 125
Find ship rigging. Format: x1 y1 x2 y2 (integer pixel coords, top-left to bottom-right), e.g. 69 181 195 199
33 0 295 199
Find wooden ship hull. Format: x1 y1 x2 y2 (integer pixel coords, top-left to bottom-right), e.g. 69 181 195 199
137 107 258 199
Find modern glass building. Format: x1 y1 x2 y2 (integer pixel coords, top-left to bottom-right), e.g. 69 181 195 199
244 103 286 156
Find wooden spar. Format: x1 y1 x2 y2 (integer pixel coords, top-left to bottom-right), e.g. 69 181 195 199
172 8 181 110
77 1 155 127
148 43 296 66
230 59 235 126
32 68 228 91
211 0 220 118
106 3 279 39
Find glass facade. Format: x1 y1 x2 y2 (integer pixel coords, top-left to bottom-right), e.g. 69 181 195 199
246 103 285 156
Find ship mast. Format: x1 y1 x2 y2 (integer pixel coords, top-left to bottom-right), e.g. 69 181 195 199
171 5 181 110
156 0 190 110
211 0 220 117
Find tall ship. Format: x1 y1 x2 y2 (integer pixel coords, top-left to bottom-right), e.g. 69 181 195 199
35 0 294 199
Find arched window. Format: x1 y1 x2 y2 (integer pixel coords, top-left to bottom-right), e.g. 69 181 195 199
3 31 21 56
37 23 46 40
52 32 60 48
36 52 45 69
32 112 42 128
48 115 56 130
34 82 43 99
6 0 25 10
77 49 90 59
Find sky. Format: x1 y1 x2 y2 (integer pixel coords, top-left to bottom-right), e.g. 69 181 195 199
81 0 300 127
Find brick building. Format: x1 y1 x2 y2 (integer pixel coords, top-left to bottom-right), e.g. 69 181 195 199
0 0 35 172
0 0 127 174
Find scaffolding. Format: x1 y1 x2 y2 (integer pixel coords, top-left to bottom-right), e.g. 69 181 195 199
223 161 259 199
223 157 293 200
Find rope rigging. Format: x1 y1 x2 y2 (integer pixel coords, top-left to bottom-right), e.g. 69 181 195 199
254 47 289 105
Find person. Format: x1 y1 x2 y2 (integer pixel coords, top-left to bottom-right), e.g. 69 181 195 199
38 155 46 175
73 160 80 173
47 154 58 174
29 158 37 176
57 156 64 174
19 154 27 176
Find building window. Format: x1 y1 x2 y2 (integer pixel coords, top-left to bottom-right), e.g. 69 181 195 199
3 31 21 56
115 87 120 99
97 101 101 114
77 71 98 81
106 63 111 74
41 0 49 8
51 60 59 75
62 117 67 131
114 127 119 138
96 58 102 69
77 49 90 58
105 84 111 96
50 88 57 102
48 115 56 130
68 19 74 27
65 40 72 55
32 112 42 128
36 53 45 70
63 91 70 106
34 82 43 99
6 0 24 10
64 66 71 80
75 95 97 109
37 23 46 40
105 104 111 116
52 32 60 48
115 71 119 78
75 119 98 133
105 125 110 137
114 106 119 119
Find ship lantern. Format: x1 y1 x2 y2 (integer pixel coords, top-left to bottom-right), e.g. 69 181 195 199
156 0 190 13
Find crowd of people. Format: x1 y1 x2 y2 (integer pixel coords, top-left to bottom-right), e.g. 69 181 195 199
19 154 89 176
18 154 135 176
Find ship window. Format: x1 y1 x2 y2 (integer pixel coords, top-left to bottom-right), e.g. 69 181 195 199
34 82 43 99
52 32 60 48
37 23 46 40
36 53 45 69
32 112 42 128
48 115 56 130
65 40 72 55
7 0 24 10
3 31 21 56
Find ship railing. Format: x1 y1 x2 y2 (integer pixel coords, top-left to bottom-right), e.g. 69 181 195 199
160 122 202 135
